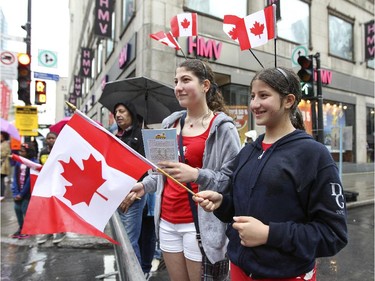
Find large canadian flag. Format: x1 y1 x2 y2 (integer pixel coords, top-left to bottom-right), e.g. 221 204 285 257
170 12 198 37
233 5 276 50
150 31 181 50
22 111 154 243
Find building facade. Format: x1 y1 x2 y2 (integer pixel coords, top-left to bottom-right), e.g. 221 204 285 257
67 0 374 164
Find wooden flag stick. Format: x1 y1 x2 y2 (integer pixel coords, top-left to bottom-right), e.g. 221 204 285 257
156 167 197 196
65 101 77 111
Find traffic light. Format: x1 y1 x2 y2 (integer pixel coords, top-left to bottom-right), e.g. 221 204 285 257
17 53 31 105
297 55 314 99
35 80 47 105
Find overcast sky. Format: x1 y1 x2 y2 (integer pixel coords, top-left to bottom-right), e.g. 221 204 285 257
1 0 69 76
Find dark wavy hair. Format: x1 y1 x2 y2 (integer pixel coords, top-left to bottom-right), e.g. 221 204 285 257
21 142 37 159
178 59 229 115
250 67 305 130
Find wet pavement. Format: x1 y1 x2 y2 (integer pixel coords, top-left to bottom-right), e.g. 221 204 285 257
1 171 373 281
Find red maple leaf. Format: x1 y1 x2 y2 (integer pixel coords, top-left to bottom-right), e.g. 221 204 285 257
228 26 239 40
180 18 191 30
250 21 265 38
59 154 107 206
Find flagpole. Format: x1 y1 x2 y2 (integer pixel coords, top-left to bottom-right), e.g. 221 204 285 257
274 38 277 67
66 101 77 111
156 167 197 196
248 49 264 69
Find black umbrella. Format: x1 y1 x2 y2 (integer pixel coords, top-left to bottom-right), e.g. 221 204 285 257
99 76 182 125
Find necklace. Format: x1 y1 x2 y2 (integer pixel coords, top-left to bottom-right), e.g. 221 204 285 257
187 110 212 128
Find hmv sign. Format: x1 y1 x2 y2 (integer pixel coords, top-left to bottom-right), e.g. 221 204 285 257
94 0 113 38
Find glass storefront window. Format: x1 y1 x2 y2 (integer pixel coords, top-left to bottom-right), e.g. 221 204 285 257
329 14 353 61
221 83 249 106
184 0 247 18
366 107 374 162
323 101 355 162
277 0 309 45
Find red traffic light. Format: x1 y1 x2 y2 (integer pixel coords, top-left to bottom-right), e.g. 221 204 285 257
18 53 31 65
297 56 313 83
17 53 31 105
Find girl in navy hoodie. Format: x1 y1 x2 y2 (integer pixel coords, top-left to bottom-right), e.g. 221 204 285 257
194 67 348 281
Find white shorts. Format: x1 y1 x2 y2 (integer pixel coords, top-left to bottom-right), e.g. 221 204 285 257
159 218 202 262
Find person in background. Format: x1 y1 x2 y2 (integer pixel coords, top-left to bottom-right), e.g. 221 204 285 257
1 132 11 198
139 193 157 279
150 241 164 273
113 102 153 278
37 131 66 244
10 142 37 239
121 59 241 281
243 130 257 147
193 67 348 281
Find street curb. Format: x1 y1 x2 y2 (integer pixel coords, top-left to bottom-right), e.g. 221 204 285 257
346 199 374 209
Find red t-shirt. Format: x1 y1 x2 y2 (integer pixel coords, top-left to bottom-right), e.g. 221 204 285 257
161 115 216 224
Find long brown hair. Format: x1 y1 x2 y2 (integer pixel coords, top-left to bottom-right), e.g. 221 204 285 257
178 59 229 115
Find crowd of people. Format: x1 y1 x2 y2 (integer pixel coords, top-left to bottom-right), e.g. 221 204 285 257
1 60 348 281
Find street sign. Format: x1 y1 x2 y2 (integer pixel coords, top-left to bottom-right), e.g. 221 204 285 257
34 71 60 81
38 49 58 68
291 46 308 67
15 106 39 136
0 50 18 80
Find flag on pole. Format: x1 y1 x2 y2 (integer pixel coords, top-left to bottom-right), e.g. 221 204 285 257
150 31 181 50
10 154 43 171
10 154 42 193
170 12 198 37
21 111 155 244
231 5 276 50
223 15 242 43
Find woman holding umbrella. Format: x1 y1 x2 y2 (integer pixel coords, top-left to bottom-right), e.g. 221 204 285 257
121 59 241 281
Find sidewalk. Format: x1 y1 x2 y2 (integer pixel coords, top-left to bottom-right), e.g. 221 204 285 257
1 171 374 248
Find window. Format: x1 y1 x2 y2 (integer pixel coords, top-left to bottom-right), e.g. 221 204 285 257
329 14 354 61
97 41 103 75
106 11 115 59
184 0 247 18
121 0 135 30
277 0 310 45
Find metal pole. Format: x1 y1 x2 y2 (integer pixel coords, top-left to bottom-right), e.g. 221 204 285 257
26 0 31 55
109 212 146 281
315 52 324 144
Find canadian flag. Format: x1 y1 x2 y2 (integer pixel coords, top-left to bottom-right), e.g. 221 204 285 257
10 154 42 172
170 12 198 37
21 111 154 243
150 31 181 50
232 5 276 50
10 154 42 193
223 15 242 43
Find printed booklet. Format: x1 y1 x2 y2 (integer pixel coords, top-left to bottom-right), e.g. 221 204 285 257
142 128 179 165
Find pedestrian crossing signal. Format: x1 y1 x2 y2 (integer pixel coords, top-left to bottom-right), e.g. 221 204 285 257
35 80 47 105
